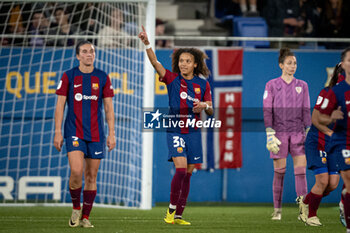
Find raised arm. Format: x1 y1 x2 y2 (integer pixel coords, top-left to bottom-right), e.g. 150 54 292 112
138 26 166 78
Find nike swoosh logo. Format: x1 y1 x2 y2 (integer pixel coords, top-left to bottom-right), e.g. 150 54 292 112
346 101 350 105
95 151 102 155
180 84 187 88
74 84 82 88
194 157 200 160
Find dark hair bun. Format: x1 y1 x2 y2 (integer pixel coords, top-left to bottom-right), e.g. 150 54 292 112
278 47 294 64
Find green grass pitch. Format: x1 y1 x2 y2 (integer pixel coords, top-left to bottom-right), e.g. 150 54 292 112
0 204 345 233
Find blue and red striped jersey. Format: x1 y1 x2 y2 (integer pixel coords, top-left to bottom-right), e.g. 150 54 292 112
308 88 332 151
56 66 114 142
161 69 212 134
319 80 350 148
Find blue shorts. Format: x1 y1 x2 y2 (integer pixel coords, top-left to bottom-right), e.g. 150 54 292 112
305 140 338 175
329 143 350 172
166 131 203 164
65 136 105 159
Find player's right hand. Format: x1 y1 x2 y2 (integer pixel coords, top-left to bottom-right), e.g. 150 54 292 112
54 133 63 152
266 128 281 155
138 25 149 45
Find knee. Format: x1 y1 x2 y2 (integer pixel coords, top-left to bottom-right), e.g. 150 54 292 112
70 167 83 180
274 167 286 175
328 183 338 192
294 166 306 176
85 171 97 185
317 177 329 189
328 179 339 192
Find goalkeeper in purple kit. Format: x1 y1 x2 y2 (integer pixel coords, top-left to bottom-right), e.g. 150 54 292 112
263 48 311 221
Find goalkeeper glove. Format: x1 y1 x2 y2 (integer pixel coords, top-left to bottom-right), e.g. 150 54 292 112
266 128 281 154
305 127 310 137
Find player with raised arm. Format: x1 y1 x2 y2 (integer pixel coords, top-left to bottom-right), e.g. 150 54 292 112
317 47 350 233
301 63 344 226
54 40 116 228
263 48 311 221
138 26 213 225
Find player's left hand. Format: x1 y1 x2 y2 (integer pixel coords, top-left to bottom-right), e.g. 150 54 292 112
305 127 310 137
107 134 116 152
266 128 281 154
54 133 63 152
193 101 206 113
138 25 149 45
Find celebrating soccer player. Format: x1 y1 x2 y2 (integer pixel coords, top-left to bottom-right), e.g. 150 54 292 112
54 40 116 228
301 63 345 226
263 48 311 221
138 26 213 225
318 47 350 233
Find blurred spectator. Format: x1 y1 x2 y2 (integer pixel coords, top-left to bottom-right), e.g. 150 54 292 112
71 3 100 45
215 0 242 38
97 8 130 48
318 0 344 38
72 3 100 36
342 0 350 38
35 3 65 28
318 0 350 48
240 0 259 16
3 4 25 46
47 8 77 47
264 0 304 37
41 3 58 23
27 11 49 46
155 18 173 49
299 0 321 37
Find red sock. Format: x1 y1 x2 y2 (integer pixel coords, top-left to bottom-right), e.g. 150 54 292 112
341 184 346 204
303 192 311 204
175 173 192 216
170 168 187 206
322 191 330 197
308 192 323 218
69 187 82 210
82 190 97 219
344 192 350 229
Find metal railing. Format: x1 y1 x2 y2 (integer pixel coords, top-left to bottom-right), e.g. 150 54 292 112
2 34 350 49
156 35 350 49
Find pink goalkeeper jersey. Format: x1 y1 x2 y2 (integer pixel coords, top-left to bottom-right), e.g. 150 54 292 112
263 77 311 133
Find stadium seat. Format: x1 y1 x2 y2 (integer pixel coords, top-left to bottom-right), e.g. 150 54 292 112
233 17 270 48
